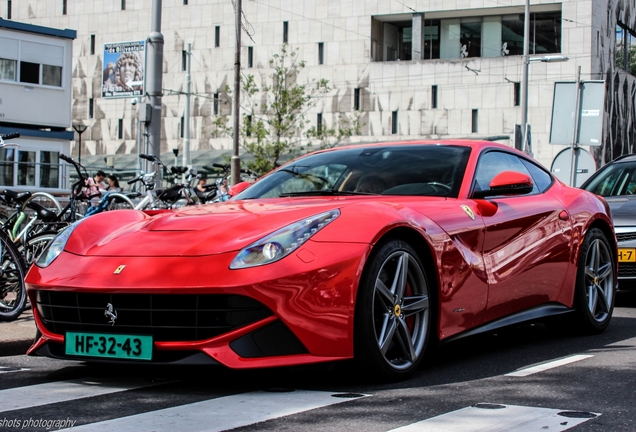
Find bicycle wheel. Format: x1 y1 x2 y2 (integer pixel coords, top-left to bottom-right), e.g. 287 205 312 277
105 193 135 211
0 230 27 321
22 231 57 267
24 192 62 214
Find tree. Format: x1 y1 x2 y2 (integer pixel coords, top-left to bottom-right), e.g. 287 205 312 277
212 45 361 175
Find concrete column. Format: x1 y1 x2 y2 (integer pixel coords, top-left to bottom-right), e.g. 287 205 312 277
412 13 424 60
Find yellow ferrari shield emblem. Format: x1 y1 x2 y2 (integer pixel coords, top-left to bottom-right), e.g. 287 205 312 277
114 265 126 274
461 205 475 220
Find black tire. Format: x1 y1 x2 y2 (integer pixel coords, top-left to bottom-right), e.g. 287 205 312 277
0 230 27 321
573 228 616 333
354 239 432 380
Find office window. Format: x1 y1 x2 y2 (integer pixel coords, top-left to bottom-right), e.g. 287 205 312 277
283 21 289 43
248 46 253 68
391 111 398 134
62 0 67 15
40 151 59 188
90 35 95 55
213 92 219 115
118 119 123 139
121 0 126 11
17 151 35 186
180 116 185 138
246 115 252 137
184 0 188 4
19 61 39 84
182 50 187 71
354 88 360 111
0 58 16 81
513 82 520 106
42 65 62 86
431 85 438 108
472 109 478 133
7 0 11 19
317 113 323 133
89 98 94 118
0 148 14 185
318 42 324 65
215 26 220 47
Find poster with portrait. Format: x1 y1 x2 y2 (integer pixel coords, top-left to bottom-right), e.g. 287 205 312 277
102 40 146 98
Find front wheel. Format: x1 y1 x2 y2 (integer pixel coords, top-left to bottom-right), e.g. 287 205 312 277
573 228 616 333
354 239 432 380
0 231 27 321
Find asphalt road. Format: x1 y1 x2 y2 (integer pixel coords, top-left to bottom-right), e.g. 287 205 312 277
1 292 635 432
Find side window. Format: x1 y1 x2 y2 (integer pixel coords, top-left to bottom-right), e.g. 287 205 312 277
473 151 538 194
520 158 553 192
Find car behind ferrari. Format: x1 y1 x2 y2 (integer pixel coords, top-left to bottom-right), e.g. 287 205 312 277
26 140 617 380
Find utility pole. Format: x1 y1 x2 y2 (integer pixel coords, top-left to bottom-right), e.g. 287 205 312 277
231 0 242 186
183 43 191 169
520 0 531 155
147 0 164 184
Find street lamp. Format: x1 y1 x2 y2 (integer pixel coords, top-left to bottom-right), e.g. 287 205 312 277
72 124 88 163
520 54 569 155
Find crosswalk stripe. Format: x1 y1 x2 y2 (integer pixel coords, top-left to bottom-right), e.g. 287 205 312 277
67 390 367 432
505 354 594 377
388 404 600 432
0 378 160 413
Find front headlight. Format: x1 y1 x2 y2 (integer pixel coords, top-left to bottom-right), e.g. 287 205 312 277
35 221 81 268
230 209 340 269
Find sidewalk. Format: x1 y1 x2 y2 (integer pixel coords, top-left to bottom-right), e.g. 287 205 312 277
0 309 36 356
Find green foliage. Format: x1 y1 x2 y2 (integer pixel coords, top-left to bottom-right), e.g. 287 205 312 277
209 45 361 175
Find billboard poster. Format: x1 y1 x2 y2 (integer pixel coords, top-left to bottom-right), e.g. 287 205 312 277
102 40 145 98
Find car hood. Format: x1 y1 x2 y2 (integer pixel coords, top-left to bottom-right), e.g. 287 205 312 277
604 196 636 227
65 199 351 257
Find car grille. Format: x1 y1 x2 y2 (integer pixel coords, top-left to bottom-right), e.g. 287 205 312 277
618 262 636 278
616 232 636 242
34 291 273 342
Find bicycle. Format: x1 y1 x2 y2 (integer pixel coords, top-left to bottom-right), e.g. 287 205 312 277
0 132 29 321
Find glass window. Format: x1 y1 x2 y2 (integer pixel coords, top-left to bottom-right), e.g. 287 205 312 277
474 151 540 194
440 18 461 59
42 64 62 87
531 12 561 54
40 151 60 188
17 151 35 186
520 158 553 192
0 148 15 186
616 25 626 69
0 58 16 81
630 32 636 76
424 20 440 59
461 18 482 58
19 61 39 84
502 15 524 56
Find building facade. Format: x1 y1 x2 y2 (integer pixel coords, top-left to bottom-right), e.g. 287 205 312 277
0 17 75 193
2 0 635 173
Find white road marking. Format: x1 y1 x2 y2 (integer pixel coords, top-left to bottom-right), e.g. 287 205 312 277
67 390 367 432
389 404 600 432
505 354 594 377
0 378 159 412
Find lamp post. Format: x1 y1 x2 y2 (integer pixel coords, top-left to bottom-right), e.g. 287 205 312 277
72 124 88 163
520 55 569 155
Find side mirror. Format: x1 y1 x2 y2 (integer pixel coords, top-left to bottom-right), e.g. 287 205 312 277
473 171 534 199
228 181 250 196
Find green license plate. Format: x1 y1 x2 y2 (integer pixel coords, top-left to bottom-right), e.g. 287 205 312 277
65 332 153 361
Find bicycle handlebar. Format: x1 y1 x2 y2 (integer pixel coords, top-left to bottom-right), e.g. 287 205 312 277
0 132 20 141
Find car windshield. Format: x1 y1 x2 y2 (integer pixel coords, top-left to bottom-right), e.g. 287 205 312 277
235 144 471 199
583 162 636 197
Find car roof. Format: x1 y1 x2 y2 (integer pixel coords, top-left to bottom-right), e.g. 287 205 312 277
318 139 515 154
610 153 636 164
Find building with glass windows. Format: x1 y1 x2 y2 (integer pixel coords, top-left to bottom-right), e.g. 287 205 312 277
1 0 634 176
0 17 75 193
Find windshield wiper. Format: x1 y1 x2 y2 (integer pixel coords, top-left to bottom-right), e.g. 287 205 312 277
279 189 377 197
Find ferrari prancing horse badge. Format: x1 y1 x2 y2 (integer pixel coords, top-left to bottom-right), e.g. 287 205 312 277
461 205 475 220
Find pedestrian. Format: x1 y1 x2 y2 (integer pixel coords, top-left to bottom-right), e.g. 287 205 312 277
106 174 122 192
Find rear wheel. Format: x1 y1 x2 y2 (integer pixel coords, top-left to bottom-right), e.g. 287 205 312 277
354 239 432 380
573 228 615 333
0 231 27 321
22 231 57 267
